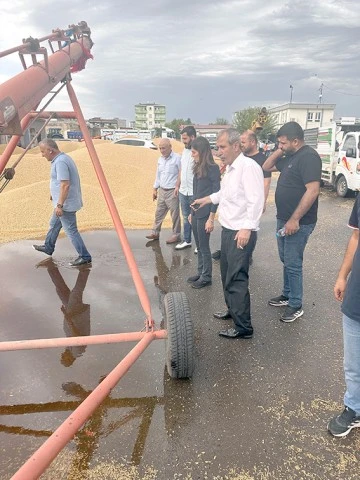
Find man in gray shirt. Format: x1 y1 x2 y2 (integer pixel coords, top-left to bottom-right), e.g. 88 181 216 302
146 138 181 244
32 138 92 266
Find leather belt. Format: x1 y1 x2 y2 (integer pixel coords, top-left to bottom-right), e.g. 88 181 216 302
161 187 175 191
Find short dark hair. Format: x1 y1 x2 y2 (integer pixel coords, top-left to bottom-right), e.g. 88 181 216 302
180 125 196 137
277 121 304 141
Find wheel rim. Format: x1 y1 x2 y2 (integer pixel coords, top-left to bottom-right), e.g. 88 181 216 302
338 178 347 195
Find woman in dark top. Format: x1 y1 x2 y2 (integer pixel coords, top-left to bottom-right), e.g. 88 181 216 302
188 136 221 289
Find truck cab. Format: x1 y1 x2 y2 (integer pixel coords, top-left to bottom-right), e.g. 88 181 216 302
305 119 360 197
335 132 360 196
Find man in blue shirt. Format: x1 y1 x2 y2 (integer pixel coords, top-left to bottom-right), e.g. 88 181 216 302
32 138 92 266
146 138 181 243
328 195 360 437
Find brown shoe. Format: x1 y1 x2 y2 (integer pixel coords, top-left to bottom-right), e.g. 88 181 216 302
145 233 159 240
166 234 180 244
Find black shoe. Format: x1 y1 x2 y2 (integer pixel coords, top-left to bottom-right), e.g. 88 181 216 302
218 328 253 339
187 274 200 283
69 257 92 267
328 406 360 437
212 250 221 260
191 279 212 289
280 306 303 323
213 311 232 320
268 294 289 307
32 245 52 256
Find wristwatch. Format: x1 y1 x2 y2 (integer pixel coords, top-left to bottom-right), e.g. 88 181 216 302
57 203 63 208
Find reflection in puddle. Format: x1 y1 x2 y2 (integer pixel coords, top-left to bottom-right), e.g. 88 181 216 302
36 258 91 366
0 247 194 478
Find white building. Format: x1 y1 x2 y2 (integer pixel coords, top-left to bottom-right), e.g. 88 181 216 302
269 103 336 130
135 103 166 130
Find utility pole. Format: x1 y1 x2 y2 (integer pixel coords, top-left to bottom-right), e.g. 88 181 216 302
319 83 323 104
289 84 293 103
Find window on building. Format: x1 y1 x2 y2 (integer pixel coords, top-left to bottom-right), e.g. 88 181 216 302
307 112 314 121
315 112 321 122
149 114 153 118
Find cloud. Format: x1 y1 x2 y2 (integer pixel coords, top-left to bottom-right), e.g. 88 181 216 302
1 0 359 123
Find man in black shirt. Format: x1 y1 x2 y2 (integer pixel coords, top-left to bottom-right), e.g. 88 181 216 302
240 130 272 208
263 122 321 323
328 196 360 437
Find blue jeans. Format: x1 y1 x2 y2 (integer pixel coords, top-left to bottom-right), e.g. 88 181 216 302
44 211 91 260
343 314 360 414
276 220 315 308
192 215 212 282
179 192 193 243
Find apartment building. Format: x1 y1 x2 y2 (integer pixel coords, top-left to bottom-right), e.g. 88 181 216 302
135 103 166 130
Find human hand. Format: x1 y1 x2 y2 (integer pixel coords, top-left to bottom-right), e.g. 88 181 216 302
188 214 192 224
205 219 214 233
234 229 251 249
152 189 158 201
55 206 63 217
334 278 347 301
284 218 300 235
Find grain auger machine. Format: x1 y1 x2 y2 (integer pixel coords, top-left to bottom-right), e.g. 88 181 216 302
0 22 194 480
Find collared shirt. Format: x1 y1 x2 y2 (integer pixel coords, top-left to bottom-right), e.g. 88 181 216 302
179 147 194 196
50 152 83 212
153 151 181 189
209 153 264 231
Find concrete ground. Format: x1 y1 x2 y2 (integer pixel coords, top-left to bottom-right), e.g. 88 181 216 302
0 187 359 479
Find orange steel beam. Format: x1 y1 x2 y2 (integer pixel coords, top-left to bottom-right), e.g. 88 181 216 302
0 32 65 59
0 111 78 175
66 81 155 328
10 333 156 480
0 330 167 352
0 113 32 174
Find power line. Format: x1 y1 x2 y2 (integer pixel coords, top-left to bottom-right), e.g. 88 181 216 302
322 82 360 97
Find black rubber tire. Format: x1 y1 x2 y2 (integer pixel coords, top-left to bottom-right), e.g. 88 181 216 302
163 292 194 379
336 175 349 197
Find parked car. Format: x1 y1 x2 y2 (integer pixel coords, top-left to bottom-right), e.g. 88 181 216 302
113 138 157 149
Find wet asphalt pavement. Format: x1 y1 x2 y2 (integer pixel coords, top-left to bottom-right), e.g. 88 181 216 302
1 187 360 479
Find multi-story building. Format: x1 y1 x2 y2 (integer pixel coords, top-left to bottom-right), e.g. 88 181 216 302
269 103 336 130
134 103 166 130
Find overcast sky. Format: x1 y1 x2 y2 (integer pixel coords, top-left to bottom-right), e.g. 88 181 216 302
1 0 359 124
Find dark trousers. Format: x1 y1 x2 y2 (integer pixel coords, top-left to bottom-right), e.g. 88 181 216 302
192 215 212 282
220 227 256 334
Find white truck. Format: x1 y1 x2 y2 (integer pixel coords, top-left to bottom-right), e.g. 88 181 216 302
304 118 360 197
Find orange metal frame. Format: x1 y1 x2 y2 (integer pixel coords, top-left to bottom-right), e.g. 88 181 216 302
0 23 168 479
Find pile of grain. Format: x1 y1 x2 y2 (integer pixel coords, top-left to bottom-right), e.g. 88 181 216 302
0 141 184 244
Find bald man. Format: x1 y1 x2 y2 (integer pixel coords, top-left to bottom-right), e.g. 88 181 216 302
146 139 182 244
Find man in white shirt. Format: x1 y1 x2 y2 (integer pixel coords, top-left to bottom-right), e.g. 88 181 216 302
174 126 197 250
193 129 264 338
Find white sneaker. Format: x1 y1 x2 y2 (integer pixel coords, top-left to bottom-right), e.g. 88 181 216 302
194 248 198 254
175 241 192 250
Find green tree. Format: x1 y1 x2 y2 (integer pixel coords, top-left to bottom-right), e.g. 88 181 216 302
210 117 229 125
165 118 192 139
232 107 276 141
154 127 163 138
